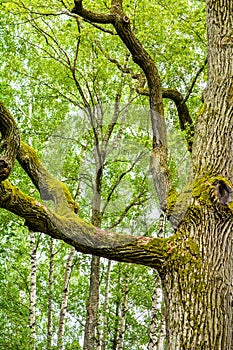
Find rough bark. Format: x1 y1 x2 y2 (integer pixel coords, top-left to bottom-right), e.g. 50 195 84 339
0 102 20 182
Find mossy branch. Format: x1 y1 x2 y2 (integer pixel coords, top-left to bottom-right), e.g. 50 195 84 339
0 179 168 269
0 100 170 269
0 102 20 182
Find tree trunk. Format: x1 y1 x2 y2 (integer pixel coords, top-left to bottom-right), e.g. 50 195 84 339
161 0 233 348
101 260 111 350
83 172 102 350
47 237 54 350
29 230 37 350
148 272 165 350
57 246 76 350
162 209 233 349
83 255 101 350
117 273 128 350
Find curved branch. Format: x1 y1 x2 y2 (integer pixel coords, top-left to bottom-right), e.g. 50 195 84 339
137 88 194 152
162 89 194 152
72 0 174 211
17 142 79 215
72 0 114 24
0 102 20 181
0 180 167 270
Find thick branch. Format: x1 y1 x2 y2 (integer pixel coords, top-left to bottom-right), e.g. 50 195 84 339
0 102 20 181
0 180 167 270
17 142 79 215
72 1 114 23
0 99 170 269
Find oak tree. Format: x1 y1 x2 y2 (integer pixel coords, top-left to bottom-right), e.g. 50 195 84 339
0 0 232 349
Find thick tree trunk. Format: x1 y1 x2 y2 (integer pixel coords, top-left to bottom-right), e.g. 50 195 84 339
162 207 233 349
161 0 233 348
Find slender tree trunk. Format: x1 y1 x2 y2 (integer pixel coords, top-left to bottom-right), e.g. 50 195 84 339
47 237 54 350
57 246 76 350
29 230 37 350
83 255 101 350
149 214 166 350
83 161 103 350
117 273 128 350
101 260 112 350
112 295 120 350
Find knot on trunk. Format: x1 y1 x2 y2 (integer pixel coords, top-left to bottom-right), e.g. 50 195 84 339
215 180 232 205
0 159 10 181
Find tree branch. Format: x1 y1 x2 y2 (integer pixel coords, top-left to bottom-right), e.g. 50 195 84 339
184 57 207 103
72 1 114 24
137 87 194 152
0 179 167 270
72 0 174 211
0 101 169 269
0 102 20 181
162 89 194 152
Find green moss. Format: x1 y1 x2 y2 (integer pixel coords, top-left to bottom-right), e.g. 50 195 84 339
192 174 233 206
166 188 178 212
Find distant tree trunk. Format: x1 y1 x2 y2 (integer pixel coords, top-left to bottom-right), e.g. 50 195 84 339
47 237 54 350
83 255 101 350
101 260 112 350
117 273 128 350
112 264 121 350
148 273 165 350
57 246 76 350
83 160 103 350
29 230 37 350
149 214 166 350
